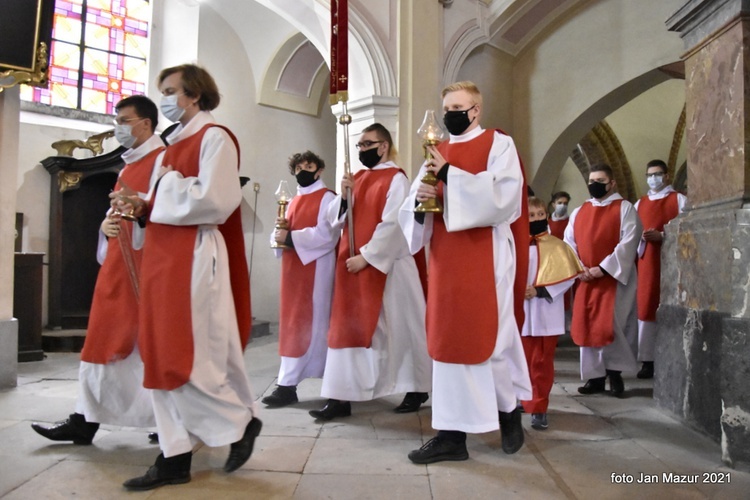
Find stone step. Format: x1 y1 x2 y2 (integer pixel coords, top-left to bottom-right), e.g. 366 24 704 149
41 319 272 353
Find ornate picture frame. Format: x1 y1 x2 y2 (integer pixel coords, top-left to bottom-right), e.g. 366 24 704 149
0 0 55 92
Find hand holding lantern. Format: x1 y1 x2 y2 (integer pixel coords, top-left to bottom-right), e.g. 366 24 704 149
271 180 293 249
414 110 447 213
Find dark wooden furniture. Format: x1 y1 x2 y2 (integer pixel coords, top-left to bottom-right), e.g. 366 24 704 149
42 148 125 329
14 252 45 361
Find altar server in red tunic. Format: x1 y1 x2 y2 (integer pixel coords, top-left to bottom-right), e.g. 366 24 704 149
634 159 686 379
400 81 532 464
119 65 260 491
548 191 574 312
521 197 582 431
564 164 642 397
31 95 163 444
547 191 571 239
263 151 338 407
308 123 431 421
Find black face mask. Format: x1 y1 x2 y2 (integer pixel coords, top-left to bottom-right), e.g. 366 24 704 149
359 147 382 169
443 105 476 136
588 181 610 199
295 169 318 188
530 219 548 236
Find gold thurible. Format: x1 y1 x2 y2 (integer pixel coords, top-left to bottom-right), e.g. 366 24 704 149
271 180 293 249
414 109 447 214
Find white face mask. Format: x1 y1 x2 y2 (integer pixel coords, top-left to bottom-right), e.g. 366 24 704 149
160 94 185 122
554 204 568 217
647 175 664 191
114 123 136 149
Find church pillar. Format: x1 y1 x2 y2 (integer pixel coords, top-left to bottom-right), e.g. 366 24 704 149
0 87 21 388
659 0 750 466
397 1 443 177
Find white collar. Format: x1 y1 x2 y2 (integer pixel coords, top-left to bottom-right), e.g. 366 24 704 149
366 160 399 171
165 111 215 144
297 179 327 195
448 126 484 143
121 135 164 164
647 185 676 198
589 191 623 206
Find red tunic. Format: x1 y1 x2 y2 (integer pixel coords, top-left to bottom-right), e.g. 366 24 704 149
327 168 402 348
570 200 622 347
279 188 333 357
139 124 251 390
547 217 568 240
81 146 164 364
637 193 679 321
427 130 528 364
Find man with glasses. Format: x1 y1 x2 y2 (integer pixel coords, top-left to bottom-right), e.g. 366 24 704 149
309 123 431 421
634 159 686 379
31 95 164 445
564 164 642 397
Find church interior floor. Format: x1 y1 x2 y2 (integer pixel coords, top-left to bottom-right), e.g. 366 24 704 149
2 329 748 499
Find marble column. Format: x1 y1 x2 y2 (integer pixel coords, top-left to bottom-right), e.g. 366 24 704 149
660 0 750 467
0 87 21 388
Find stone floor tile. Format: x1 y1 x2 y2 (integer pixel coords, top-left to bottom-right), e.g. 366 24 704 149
305 437 425 475
3 460 153 500
531 438 707 499
148 470 301 499
194 435 315 474
0 454 60 497
255 407 325 438
521 411 622 441
294 473 431 500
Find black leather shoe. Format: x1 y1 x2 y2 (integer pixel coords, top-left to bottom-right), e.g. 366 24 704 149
224 417 263 473
531 413 548 430
123 452 191 491
607 370 625 397
394 392 429 413
408 436 469 464
577 377 606 395
148 432 159 443
261 385 298 407
309 399 351 421
498 407 524 454
636 361 654 379
31 413 99 445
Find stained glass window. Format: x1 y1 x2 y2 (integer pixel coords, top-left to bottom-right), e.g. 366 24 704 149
21 0 151 115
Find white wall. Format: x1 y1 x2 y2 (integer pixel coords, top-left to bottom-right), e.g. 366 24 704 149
458 44 515 133
513 0 686 196
196 4 337 322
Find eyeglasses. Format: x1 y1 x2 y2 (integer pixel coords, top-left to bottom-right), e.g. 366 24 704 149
645 172 664 178
113 117 144 126
355 140 383 150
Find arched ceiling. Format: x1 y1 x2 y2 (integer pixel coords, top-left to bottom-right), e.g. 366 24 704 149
485 0 586 56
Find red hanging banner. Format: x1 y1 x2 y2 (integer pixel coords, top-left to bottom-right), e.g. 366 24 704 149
330 0 348 104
